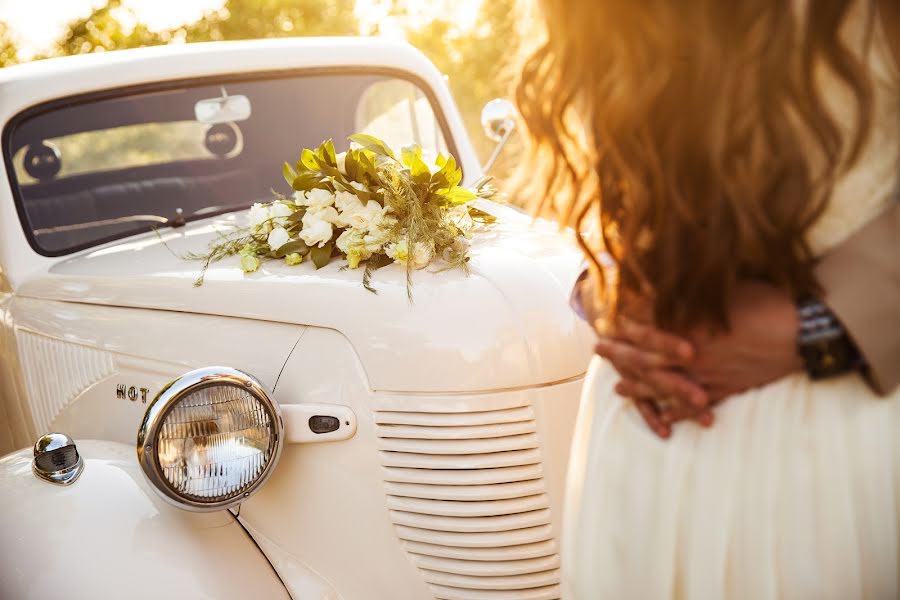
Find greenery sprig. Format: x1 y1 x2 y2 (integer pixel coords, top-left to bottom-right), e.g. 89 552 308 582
181 133 495 299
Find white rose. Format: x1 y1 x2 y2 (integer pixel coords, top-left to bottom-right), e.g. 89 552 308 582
299 220 334 248
336 152 347 175
336 228 360 255
303 188 336 207
349 181 368 193
334 197 363 228
267 226 290 250
386 239 433 270
334 190 361 213
269 202 294 226
299 205 339 248
248 203 271 230
362 219 395 253
304 205 340 225
336 229 379 269
342 200 389 231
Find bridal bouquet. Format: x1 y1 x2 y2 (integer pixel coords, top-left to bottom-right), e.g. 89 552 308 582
187 134 495 298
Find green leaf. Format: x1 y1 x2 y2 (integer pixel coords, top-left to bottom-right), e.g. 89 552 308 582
292 172 323 192
309 242 334 269
349 133 397 161
467 206 497 223
334 179 372 202
402 145 431 184
344 150 359 181
438 186 478 205
282 162 297 187
357 150 378 180
287 208 306 224
299 148 319 171
322 139 337 167
273 240 310 258
439 155 462 188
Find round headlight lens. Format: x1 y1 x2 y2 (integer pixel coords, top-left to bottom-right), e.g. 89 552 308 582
137 367 283 511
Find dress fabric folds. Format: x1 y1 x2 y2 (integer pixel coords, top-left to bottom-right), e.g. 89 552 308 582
563 359 900 599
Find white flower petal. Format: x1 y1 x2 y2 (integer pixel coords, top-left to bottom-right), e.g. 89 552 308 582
248 203 271 230
304 188 336 207
299 220 334 248
267 226 290 250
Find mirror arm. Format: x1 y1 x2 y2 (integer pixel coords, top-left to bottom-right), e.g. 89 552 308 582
483 126 514 174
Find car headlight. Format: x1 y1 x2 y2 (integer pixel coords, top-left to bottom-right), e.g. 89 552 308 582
137 366 284 512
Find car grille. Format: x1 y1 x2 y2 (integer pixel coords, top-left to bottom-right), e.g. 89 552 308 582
374 394 561 600
16 329 116 434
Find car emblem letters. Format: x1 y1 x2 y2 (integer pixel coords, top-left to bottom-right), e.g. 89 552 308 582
116 384 149 403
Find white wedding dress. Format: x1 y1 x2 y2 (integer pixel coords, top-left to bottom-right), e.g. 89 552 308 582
561 6 900 600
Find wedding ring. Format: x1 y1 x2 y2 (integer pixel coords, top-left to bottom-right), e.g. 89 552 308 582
655 396 677 410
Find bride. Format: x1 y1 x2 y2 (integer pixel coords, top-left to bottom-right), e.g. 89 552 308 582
515 0 899 597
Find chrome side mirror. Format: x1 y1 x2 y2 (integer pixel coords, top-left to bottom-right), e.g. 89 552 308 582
480 98 518 173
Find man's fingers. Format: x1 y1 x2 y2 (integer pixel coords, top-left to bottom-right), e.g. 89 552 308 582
594 338 668 370
645 369 709 408
614 379 656 399
617 317 694 364
659 404 715 428
633 398 671 439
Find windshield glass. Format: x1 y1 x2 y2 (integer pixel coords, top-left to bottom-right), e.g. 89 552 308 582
5 71 454 256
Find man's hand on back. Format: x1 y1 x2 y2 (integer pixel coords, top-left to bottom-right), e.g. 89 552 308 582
591 280 804 437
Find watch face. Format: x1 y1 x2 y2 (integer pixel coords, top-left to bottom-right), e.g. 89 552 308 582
797 298 860 380
803 337 857 380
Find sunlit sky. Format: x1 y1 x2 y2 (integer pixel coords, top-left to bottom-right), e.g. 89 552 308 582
0 0 484 60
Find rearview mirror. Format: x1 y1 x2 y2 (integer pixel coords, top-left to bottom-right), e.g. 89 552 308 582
195 88 252 124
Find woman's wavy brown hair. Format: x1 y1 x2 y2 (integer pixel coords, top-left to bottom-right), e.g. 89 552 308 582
517 0 875 331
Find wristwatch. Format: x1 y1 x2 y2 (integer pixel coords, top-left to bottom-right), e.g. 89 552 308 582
797 298 865 380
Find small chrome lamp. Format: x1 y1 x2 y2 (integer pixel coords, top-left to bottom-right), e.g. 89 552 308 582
32 432 84 485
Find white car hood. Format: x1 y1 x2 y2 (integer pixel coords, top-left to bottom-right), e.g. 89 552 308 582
17 203 594 392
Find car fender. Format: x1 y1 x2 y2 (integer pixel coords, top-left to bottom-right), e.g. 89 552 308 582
0 440 291 600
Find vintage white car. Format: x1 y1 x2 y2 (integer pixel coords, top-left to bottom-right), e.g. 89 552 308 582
0 38 593 600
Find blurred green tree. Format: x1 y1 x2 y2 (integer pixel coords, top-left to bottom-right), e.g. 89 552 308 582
0 21 19 67
184 0 358 42
408 0 520 182
55 0 165 55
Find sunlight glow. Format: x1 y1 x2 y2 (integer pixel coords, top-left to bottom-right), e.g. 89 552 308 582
3 0 485 59
355 0 484 37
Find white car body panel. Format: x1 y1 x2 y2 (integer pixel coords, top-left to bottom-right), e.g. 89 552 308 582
0 441 291 600
0 39 595 600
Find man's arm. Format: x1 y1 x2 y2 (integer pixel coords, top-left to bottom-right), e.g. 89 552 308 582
815 202 900 394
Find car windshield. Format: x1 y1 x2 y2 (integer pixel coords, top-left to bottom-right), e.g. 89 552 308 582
5 70 454 256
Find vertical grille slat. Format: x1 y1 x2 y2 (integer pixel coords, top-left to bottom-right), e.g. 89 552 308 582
14 329 116 433
376 399 561 600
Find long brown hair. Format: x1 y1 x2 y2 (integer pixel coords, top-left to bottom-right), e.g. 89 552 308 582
517 0 874 331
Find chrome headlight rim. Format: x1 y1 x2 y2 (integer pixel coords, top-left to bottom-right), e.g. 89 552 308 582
137 366 284 513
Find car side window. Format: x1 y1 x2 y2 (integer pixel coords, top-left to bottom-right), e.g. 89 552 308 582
355 79 449 163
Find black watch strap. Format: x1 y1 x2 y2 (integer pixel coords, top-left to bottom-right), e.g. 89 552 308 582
797 298 864 380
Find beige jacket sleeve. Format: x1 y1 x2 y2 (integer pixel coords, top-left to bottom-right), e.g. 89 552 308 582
814 202 900 395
